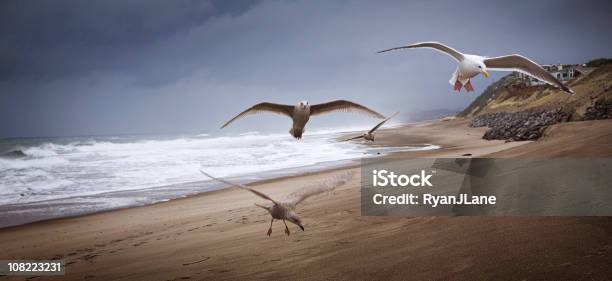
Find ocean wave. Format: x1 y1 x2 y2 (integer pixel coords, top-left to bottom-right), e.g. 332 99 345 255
0 149 27 159
1 143 70 159
23 146 61 157
0 130 438 208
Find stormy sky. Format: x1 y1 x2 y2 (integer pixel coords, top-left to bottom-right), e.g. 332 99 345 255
1 0 611 138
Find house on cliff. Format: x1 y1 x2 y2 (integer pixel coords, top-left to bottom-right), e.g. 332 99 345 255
514 64 596 86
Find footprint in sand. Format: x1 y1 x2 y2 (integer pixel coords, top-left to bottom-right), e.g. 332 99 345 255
109 248 124 254
81 254 100 262
207 269 231 273
110 238 124 244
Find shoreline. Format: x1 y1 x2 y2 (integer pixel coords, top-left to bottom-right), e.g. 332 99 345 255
1 119 611 280
0 118 525 230
0 162 363 231
0 131 437 229
0 118 517 230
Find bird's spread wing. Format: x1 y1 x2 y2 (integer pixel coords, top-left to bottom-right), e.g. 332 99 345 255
378 41 465 62
342 135 365 142
369 111 399 134
221 102 294 128
310 100 385 119
199 170 279 204
285 171 354 208
484 55 574 95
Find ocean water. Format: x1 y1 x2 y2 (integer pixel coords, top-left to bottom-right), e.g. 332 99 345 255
0 126 437 227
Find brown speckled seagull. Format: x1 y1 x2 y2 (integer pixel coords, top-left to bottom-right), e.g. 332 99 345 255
221 100 385 139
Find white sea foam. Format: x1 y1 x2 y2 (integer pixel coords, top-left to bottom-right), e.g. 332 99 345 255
0 127 437 214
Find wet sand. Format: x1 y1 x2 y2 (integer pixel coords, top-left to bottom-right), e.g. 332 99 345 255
1 119 612 281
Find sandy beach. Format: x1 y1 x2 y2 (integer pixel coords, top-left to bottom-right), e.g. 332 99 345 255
2 119 612 281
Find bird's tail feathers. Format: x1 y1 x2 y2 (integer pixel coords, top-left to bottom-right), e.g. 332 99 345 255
290 127 303 139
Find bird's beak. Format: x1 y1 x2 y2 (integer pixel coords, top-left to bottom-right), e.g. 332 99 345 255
482 70 489 78
299 224 305 231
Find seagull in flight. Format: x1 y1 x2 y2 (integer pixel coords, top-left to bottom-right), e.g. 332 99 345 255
200 170 353 236
221 100 385 139
343 112 399 142
378 41 574 95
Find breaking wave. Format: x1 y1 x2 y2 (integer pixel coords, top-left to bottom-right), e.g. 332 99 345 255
0 127 437 226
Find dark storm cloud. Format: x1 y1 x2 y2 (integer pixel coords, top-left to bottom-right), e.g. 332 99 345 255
0 0 258 81
1 0 611 138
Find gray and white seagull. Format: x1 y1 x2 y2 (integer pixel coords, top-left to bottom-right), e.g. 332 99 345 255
378 41 574 95
343 111 399 142
221 100 385 139
199 170 353 236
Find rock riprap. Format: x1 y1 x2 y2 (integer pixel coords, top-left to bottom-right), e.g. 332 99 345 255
469 109 571 141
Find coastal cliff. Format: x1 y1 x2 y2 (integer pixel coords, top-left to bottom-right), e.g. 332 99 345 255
459 61 612 141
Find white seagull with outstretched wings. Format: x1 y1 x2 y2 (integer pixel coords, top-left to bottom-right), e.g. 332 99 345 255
378 41 574 95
